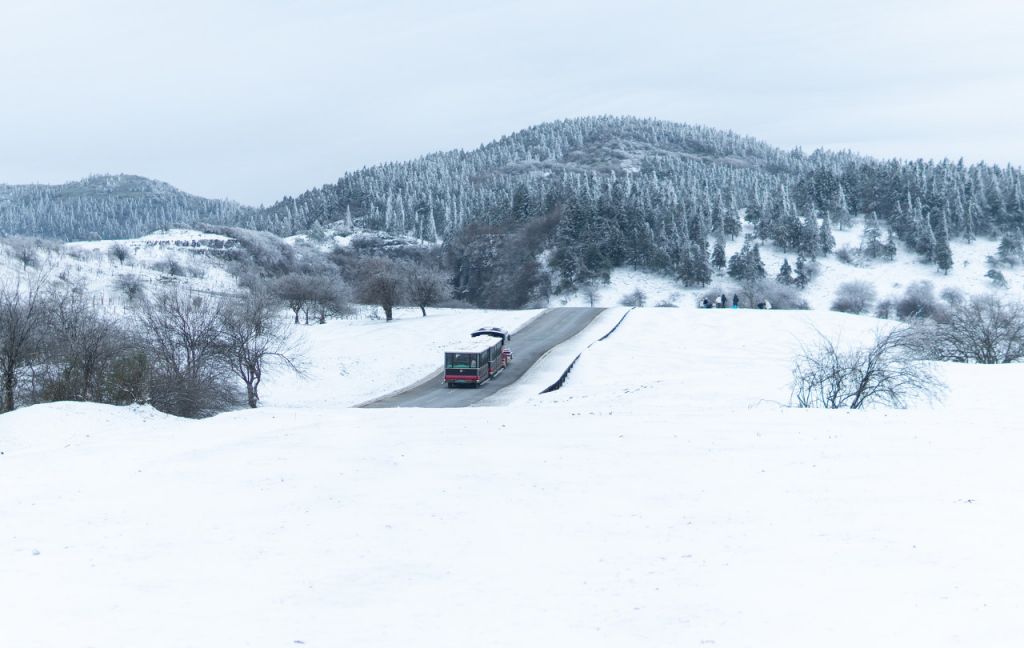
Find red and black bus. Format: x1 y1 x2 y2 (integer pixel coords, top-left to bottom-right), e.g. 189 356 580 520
443 328 512 387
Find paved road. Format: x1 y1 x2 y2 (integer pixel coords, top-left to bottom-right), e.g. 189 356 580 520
361 307 605 408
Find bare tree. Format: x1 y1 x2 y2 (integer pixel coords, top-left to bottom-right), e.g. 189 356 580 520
219 290 303 408
271 273 320 324
0 277 49 412
36 285 128 403
108 243 133 266
137 287 238 418
311 281 352 324
270 272 349 325
579 281 600 307
355 257 405 321
405 264 451 316
914 294 1024 364
791 328 944 409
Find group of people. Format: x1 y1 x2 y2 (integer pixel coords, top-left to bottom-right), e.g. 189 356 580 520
698 293 772 310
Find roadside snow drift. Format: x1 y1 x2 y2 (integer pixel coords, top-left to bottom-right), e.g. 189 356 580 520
3 307 1023 648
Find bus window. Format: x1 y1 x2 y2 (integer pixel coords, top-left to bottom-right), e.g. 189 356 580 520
447 353 475 369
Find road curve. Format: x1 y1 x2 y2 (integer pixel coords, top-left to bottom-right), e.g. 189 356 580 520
361 307 605 408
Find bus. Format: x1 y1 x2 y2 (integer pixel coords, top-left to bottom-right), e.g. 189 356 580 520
443 328 512 387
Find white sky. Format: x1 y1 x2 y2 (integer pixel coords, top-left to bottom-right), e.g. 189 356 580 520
1 0 1022 205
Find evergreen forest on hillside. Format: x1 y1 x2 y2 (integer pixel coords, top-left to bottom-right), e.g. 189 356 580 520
4 117 1024 307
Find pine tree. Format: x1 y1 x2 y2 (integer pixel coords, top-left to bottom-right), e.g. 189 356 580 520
818 212 836 254
935 216 953 274
794 255 810 289
882 230 898 261
776 257 794 285
748 244 767 280
711 239 727 270
862 215 884 259
727 242 751 281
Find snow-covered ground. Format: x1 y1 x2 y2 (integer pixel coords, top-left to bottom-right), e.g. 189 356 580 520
4 306 1023 647
1 229 239 308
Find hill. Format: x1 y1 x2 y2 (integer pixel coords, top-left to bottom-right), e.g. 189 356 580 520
0 174 255 240
251 116 1024 306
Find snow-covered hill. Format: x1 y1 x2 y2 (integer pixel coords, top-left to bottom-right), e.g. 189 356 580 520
3 306 1022 647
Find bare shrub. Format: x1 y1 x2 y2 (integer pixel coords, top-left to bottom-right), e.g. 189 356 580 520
913 295 1024 364
108 243 133 266
831 281 877 314
5 237 39 269
35 287 131 404
791 328 944 409
115 274 146 303
619 288 647 307
152 257 186 277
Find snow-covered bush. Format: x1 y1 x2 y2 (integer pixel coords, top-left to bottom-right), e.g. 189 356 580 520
739 280 809 310
986 269 1008 288
831 281 877 315
894 282 943 321
835 245 859 266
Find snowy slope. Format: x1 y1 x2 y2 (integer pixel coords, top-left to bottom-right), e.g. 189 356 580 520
1 229 239 308
3 308 1023 647
557 218 1024 310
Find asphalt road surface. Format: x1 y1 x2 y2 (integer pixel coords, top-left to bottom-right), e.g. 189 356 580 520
361 307 605 409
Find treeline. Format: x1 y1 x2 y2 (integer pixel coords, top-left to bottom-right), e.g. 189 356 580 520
0 174 253 240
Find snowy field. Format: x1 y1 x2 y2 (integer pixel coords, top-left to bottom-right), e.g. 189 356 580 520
3 307 1023 647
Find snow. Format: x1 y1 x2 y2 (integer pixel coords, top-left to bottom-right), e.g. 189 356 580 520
557 218 1024 309
3 229 240 304
4 305 1024 647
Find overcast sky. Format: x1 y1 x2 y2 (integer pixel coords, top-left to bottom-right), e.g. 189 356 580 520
1 0 1022 205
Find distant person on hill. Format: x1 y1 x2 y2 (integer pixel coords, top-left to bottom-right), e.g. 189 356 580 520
763 299 772 310
732 294 740 308
719 293 727 308
700 297 711 309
